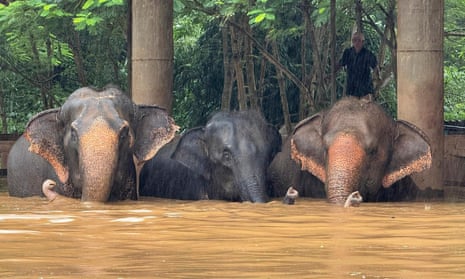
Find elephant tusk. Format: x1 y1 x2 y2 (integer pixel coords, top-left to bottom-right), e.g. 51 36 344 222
344 191 363 208
282 186 299 205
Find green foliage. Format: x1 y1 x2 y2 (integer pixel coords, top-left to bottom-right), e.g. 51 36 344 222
0 0 127 133
73 12 103 32
444 65 465 121
444 0 465 120
1 0 464 134
248 8 275 25
0 71 42 132
173 17 223 129
0 1 72 66
445 0 465 67
73 0 124 32
172 0 464 124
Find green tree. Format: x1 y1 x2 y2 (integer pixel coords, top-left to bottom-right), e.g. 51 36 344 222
0 0 463 134
174 0 399 130
0 0 127 133
444 0 465 121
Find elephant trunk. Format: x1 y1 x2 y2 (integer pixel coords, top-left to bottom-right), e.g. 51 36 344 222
239 174 268 203
42 179 58 201
326 133 366 204
80 119 119 202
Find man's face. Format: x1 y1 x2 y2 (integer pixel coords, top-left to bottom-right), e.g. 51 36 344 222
352 35 364 52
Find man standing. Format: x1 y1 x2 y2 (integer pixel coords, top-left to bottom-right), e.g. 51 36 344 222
338 32 378 98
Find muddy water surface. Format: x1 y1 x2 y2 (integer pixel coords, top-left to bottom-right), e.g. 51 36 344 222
1 191 465 278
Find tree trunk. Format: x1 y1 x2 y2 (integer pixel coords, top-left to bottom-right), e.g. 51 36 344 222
303 3 328 108
330 0 337 103
45 37 54 108
228 20 312 110
30 34 54 109
69 30 87 86
0 85 6 133
299 0 309 120
257 42 267 109
387 1 397 86
221 25 233 110
244 20 257 109
29 34 47 109
354 0 363 33
271 40 292 135
230 23 247 110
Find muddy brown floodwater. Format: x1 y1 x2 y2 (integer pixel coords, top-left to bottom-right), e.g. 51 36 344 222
1 190 465 278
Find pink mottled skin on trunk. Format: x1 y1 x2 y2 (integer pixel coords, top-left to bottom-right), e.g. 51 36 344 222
326 133 366 204
80 118 119 201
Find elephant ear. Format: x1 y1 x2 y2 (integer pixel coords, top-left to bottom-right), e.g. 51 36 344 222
382 120 432 187
133 105 179 164
171 127 211 180
24 109 69 184
290 113 327 183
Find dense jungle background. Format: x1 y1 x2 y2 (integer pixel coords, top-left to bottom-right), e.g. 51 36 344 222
0 0 464 134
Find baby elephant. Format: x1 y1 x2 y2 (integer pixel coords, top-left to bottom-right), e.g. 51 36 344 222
140 110 282 203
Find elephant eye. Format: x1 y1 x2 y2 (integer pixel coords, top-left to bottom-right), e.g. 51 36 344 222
222 149 232 162
119 126 129 141
120 126 134 146
367 146 377 156
70 127 78 143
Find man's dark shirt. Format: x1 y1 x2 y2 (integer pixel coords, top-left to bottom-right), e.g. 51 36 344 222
340 47 377 97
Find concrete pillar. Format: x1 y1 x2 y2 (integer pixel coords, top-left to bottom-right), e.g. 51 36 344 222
397 0 444 190
131 0 173 112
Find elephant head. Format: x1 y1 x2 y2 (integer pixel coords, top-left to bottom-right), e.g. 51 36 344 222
290 97 432 204
169 110 282 202
20 86 177 202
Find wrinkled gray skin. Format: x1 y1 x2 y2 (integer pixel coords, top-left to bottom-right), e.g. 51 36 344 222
288 96 432 204
139 135 209 200
140 110 282 203
7 86 177 202
267 136 326 199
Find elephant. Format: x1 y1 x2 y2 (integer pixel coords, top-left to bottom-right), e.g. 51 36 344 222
271 96 432 204
139 135 209 200
140 110 282 203
268 134 421 202
7 86 178 202
267 136 326 199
